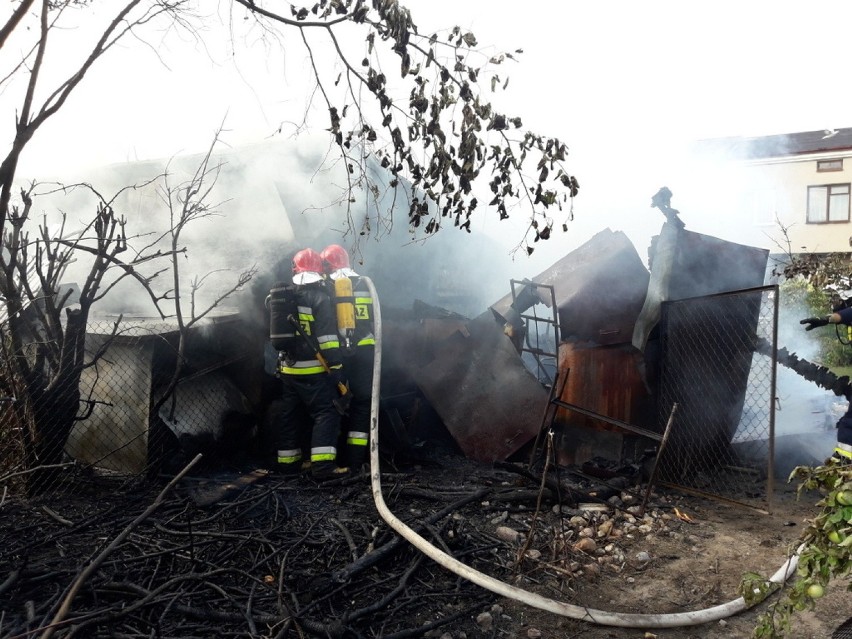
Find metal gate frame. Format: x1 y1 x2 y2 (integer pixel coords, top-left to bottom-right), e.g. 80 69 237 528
656 284 778 512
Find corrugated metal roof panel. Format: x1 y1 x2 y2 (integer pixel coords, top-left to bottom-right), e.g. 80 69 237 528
491 229 649 345
413 312 548 462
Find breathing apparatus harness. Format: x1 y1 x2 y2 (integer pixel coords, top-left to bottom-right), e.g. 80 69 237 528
832 297 852 347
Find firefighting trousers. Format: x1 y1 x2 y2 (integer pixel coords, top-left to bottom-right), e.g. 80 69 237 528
276 373 342 471
341 345 375 468
836 411 852 460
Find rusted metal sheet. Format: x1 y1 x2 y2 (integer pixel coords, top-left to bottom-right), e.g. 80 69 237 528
491 229 649 346
413 312 548 462
553 341 653 465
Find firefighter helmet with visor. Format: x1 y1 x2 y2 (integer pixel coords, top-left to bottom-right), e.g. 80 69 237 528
292 248 323 285
321 244 357 278
321 244 350 271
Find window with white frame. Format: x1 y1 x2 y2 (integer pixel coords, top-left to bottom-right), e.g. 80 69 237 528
807 183 850 223
817 158 843 172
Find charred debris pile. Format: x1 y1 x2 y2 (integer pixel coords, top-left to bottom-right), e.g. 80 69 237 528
86 196 842 493
379 214 849 489
378 218 769 479
4 197 846 638
0 448 716 638
53 184 849 502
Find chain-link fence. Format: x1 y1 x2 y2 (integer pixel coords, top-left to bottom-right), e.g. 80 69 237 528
2 286 782 507
0 314 269 499
656 285 777 510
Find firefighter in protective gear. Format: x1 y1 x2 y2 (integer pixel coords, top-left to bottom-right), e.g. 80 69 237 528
321 243 375 470
273 248 347 479
801 306 852 462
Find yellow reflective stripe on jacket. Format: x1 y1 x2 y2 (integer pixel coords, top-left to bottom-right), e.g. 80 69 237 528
354 294 372 322
835 444 852 459
296 307 315 336
280 359 326 375
356 337 375 346
317 333 340 350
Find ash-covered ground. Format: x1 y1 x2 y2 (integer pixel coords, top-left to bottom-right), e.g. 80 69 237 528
0 451 848 639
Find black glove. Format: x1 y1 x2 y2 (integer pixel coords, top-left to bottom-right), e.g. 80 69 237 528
800 316 830 331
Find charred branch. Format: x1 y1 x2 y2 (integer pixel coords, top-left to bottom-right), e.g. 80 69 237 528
754 336 852 398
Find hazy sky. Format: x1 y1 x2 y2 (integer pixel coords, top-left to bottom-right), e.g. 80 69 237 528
428 0 852 141
11 0 852 267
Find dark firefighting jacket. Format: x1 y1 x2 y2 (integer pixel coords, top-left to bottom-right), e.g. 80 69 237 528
835 307 852 459
277 282 342 375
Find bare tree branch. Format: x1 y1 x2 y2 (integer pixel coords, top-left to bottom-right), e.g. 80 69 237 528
151 126 256 423
0 0 37 51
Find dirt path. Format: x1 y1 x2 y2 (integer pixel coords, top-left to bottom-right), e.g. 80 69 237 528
496 484 850 639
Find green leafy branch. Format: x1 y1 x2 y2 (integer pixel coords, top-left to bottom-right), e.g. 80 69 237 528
234 0 579 253
747 460 852 638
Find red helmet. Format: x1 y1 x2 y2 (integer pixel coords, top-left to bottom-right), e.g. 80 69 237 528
320 244 350 272
292 248 323 275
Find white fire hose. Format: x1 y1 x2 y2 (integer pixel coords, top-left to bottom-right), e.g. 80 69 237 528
361 276 801 628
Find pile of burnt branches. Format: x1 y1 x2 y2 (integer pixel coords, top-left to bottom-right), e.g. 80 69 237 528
1 454 596 639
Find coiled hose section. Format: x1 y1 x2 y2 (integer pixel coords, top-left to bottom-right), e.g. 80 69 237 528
362 276 800 628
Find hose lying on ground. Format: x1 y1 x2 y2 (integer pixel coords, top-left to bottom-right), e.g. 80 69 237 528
362 276 800 628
